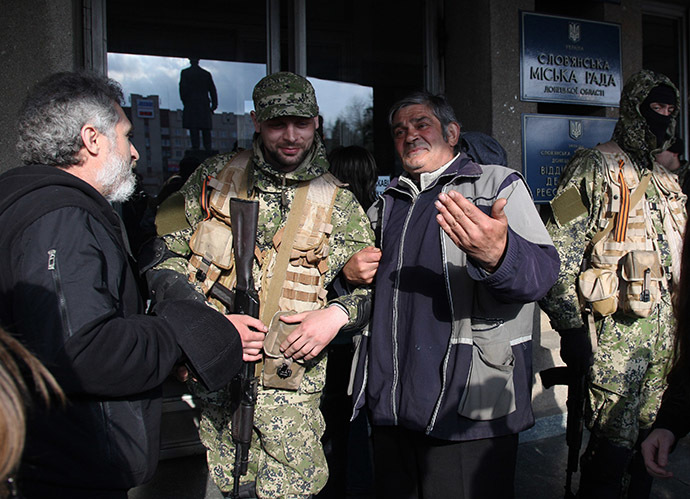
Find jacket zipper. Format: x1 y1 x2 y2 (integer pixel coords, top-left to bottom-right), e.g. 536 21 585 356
428 182 470 433
48 250 110 455
427 217 454 433
48 249 72 337
390 193 419 424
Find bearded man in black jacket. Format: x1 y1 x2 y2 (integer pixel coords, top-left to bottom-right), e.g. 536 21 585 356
0 71 265 499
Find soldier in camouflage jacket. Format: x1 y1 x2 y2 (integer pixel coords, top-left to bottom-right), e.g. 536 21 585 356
539 70 686 498
149 72 374 498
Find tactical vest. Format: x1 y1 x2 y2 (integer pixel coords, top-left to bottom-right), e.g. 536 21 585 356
186 150 340 320
186 150 341 390
578 142 686 318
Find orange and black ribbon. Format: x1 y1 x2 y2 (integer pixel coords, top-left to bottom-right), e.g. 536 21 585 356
201 175 212 220
613 158 630 242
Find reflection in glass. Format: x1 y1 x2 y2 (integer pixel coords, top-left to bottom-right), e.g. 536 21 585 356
310 76 374 152
108 53 373 193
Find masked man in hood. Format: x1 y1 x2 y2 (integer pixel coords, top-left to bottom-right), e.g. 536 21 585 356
540 70 687 497
149 72 374 498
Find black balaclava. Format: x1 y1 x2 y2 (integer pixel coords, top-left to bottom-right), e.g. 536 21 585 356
640 85 676 148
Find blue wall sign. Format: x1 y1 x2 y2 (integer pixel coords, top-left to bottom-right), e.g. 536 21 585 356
521 12 621 106
522 114 617 203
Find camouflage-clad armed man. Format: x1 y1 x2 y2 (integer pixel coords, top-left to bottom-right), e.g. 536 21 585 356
147 72 374 498
539 70 687 498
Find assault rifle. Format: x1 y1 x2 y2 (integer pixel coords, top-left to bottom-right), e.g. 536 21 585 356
539 365 586 499
228 198 260 499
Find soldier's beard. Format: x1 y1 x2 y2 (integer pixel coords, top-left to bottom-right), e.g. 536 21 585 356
262 138 313 173
98 150 137 203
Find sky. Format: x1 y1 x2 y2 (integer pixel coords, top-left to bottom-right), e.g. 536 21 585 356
107 53 373 130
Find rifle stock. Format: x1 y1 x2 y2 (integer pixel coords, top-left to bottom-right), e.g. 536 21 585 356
229 198 260 499
538 366 586 499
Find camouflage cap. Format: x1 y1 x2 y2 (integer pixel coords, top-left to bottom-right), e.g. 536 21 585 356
252 72 319 122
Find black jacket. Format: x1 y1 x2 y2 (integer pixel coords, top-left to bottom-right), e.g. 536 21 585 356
654 368 690 440
0 166 243 494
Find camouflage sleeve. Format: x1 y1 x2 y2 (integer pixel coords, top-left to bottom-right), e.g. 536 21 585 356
325 187 375 325
538 147 608 331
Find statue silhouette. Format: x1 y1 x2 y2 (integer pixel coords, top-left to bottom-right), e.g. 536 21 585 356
179 58 218 151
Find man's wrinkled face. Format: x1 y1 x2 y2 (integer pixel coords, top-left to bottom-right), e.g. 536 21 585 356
391 104 459 179
98 106 139 202
252 114 318 172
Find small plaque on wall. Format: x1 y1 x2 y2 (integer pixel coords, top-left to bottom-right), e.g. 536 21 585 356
520 12 621 107
522 114 617 203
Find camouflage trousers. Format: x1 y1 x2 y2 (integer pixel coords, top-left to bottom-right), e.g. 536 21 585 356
586 303 674 449
197 359 329 499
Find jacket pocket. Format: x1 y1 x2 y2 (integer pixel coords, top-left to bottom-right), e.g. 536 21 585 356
457 319 516 421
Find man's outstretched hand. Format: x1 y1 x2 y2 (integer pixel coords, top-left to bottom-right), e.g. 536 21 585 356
435 191 508 272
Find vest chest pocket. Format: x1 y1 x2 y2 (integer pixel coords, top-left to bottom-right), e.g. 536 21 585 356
620 250 663 318
262 311 307 390
578 267 619 318
187 218 235 294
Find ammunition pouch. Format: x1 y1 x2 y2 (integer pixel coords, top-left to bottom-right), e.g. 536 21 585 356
262 311 306 390
620 250 663 318
577 250 663 319
578 267 619 318
188 218 235 295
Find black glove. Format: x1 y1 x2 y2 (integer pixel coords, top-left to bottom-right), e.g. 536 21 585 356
558 326 594 375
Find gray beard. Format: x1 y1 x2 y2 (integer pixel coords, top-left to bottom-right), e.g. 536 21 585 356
98 152 137 203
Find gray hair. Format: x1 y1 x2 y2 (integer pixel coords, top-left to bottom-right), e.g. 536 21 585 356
16 71 124 167
388 91 462 147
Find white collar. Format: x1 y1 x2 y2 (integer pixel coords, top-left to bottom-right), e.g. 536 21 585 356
399 153 460 194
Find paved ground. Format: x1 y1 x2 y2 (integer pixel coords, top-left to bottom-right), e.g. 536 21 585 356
130 426 690 499
516 428 690 499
